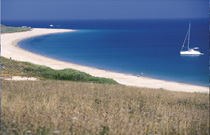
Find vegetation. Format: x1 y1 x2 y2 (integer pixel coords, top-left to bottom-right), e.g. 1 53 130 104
1 24 209 134
1 56 117 84
1 80 209 135
1 24 31 33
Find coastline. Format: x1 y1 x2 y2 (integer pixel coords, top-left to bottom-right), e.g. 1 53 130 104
1 28 209 93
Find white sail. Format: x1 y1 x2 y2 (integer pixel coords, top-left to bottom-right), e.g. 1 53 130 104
187 23 191 50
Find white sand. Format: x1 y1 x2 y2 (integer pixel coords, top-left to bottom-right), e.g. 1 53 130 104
1 28 209 93
2 76 38 81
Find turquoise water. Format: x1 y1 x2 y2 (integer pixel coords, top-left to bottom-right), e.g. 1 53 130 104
14 19 209 86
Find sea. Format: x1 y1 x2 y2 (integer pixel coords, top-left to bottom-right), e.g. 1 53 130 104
2 19 209 86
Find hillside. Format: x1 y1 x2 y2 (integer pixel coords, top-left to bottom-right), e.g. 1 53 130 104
1 56 117 84
1 24 31 33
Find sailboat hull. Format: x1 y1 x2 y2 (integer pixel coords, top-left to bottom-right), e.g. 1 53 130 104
180 50 203 55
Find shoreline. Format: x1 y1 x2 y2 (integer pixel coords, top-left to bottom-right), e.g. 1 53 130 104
1 28 209 93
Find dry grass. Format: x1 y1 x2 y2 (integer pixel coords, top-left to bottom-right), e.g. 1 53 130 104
1 80 209 135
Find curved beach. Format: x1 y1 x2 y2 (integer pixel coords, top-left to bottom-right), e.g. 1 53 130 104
1 28 209 93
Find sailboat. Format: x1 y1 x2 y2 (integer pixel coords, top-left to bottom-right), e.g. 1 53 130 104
180 23 203 55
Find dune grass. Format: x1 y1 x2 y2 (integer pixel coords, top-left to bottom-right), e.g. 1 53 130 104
1 24 31 33
1 80 209 135
1 56 117 84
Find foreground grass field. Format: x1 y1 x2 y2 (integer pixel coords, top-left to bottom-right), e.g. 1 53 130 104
1 80 209 135
1 56 117 84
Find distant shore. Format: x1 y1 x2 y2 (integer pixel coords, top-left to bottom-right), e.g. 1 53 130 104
1 28 208 93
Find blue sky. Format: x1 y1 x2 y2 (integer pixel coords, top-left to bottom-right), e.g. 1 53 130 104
1 0 209 21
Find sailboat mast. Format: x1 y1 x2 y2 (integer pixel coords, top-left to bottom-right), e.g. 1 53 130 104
187 23 191 50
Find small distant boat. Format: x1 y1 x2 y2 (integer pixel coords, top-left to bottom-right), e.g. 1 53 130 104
180 23 203 55
50 24 54 27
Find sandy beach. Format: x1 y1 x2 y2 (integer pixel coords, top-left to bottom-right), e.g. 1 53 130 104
1 28 209 93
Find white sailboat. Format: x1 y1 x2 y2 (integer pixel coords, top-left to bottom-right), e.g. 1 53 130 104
180 23 203 55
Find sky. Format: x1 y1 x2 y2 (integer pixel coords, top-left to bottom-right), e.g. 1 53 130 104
1 0 209 21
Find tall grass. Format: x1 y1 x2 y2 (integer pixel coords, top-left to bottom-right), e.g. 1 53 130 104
1 80 209 135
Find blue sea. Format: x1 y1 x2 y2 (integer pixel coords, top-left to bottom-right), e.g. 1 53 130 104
3 19 209 86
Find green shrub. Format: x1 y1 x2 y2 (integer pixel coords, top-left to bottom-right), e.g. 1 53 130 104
1 25 31 33
1 56 118 84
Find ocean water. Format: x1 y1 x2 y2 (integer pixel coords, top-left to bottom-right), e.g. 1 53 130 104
3 19 209 86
